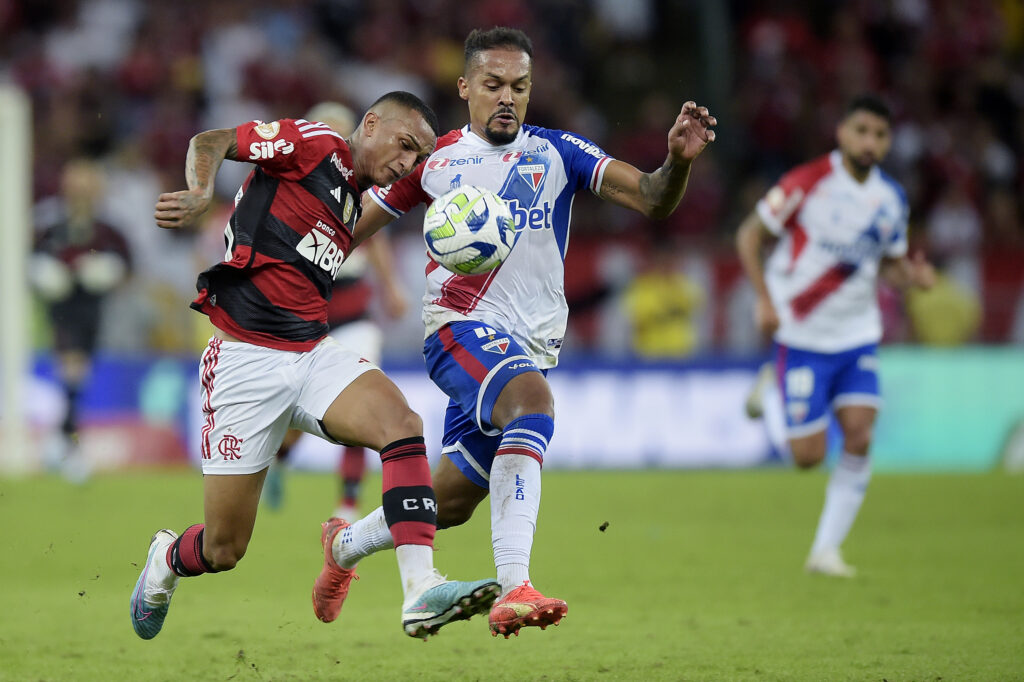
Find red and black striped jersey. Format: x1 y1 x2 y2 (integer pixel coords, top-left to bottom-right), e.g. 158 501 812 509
191 118 363 350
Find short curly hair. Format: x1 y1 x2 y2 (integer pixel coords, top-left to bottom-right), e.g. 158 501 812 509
464 27 533 74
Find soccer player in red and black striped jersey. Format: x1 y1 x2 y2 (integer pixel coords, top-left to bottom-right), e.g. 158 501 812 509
261 102 411 524
130 91 499 642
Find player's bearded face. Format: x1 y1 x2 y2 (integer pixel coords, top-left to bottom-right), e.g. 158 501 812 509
460 49 532 145
838 110 891 176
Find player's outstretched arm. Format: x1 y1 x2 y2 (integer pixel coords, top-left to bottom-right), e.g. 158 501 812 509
363 229 409 319
598 101 717 219
350 197 396 251
154 128 238 230
736 210 780 336
880 252 936 291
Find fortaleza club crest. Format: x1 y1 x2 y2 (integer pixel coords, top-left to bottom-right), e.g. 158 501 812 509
517 163 545 191
482 337 510 354
786 400 809 424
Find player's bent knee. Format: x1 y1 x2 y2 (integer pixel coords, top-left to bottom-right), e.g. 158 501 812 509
436 497 477 529
792 454 823 470
789 430 827 468
843 430 873 456
493 374 554 428
790 443 826 469
387 409 423 442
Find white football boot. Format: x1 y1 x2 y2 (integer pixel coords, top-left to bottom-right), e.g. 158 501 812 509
805 548 857 578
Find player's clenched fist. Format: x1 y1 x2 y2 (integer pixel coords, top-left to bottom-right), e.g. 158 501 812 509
154 189 211 230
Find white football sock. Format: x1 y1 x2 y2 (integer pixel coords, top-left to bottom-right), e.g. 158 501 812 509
810 452 871 556
490 453 541 595
395 544 437 601
154 546 179 590
332 506 394 569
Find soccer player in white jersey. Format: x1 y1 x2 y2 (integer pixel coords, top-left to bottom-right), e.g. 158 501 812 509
735 94 935 577
308 27 716 637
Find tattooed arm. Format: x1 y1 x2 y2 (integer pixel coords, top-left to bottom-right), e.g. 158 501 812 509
154 128 238 230
597 101 716 220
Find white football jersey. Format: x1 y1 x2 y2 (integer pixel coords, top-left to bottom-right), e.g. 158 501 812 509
369 124 613 368
756 150 909 352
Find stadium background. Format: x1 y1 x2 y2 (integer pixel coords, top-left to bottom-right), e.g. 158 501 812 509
1 0 1023 474
1 3 1023 681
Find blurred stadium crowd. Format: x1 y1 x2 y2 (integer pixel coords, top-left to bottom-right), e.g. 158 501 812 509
2 0 1022 360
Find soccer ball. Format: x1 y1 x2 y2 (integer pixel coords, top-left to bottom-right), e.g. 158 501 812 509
423 186 518 276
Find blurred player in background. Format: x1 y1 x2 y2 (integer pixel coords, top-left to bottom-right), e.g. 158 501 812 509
29 158 131 482
310 27 716 638
130 92 499 643
263 102 410 522
736 94 935 577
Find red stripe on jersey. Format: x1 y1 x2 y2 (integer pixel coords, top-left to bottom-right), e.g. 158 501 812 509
249 265 326 321
439 324 489 382
437 267 500 315
203 305 322 351
776 155 831 270
778 155 833 210
370 128 465 215
790 262 858 319
589 155 611 192
788 222 809 271
226 243 253 269
270 185 355 249
326 279 372 325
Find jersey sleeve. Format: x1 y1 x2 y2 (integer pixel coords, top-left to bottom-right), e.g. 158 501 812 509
755 155 831 236
367 162 430 218
545 129 614 195
885 191 910 258
367 128 465 217
235 119 342 181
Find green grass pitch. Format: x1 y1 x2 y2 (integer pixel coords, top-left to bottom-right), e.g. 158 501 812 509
1 469 1021 681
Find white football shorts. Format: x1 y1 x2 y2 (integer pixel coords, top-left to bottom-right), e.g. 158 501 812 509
198 335 378 475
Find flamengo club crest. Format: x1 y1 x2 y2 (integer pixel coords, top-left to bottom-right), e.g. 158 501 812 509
218 434 243 460
517 163 545 191
343 193 354 223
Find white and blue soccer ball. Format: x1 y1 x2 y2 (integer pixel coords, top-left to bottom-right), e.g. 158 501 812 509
423 185 518 276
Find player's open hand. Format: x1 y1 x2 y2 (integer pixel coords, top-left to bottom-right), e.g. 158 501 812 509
668 101 717 164
154 189 212 230
908 251 936 290
755 294 780 337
